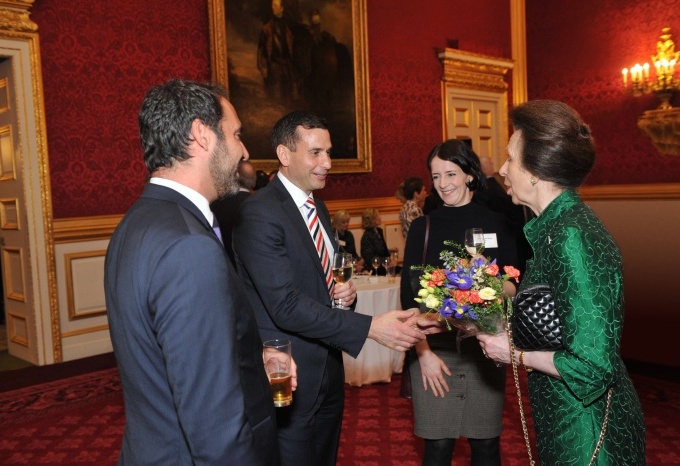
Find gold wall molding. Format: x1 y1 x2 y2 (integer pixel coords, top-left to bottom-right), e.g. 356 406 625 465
61 324 109 339
510 0 527 105
438 49 513 93
0 0 36 33
53 214 123 242
580 183 680 200
52 186 680 243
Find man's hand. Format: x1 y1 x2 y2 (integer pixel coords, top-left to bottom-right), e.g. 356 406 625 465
333 280 357 307
414 311 448 334
368 309 426 351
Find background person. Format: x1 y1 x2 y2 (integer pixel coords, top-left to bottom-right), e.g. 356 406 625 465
473 155 533 275
399 176 427 239
233 110 425 466
401 139 518 466
478 100 646 465
104 79 281 465
332 209 363 271
360 208 397 275
211 160 257 265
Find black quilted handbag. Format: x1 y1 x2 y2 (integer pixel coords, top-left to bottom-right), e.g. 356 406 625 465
511 284 563 351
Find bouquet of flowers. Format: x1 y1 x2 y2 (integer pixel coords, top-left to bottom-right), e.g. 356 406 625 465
413 241 521 339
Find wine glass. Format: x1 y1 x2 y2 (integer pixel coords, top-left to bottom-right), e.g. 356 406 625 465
465 228 485 256
371 257 381 276
332 253 354 309
381 256 390 276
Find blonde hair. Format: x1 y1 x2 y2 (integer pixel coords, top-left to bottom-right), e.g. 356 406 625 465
362 208 380 229
332 210 351 230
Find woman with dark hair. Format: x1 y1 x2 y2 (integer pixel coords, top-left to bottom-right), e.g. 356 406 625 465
399 176 427 239
401 139 518 466
478 100 645 464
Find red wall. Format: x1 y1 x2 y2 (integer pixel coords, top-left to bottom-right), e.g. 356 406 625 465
32 0 212 218
32 0 509 218
33 0 679 219
526 0 680 184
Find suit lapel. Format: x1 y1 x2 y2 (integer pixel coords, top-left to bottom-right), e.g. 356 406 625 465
271 178 329 280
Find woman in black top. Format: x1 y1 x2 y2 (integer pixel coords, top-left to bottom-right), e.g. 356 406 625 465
400 139 518 466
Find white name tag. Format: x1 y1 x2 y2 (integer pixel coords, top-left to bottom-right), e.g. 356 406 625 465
339 239 346 247
483 233 499 248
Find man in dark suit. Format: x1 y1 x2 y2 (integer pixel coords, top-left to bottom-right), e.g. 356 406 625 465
104 79 283 465
211 159 256 265
233 110 425 466
474 155 533 274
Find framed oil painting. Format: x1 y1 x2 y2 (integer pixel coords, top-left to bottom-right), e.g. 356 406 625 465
208 0 372 174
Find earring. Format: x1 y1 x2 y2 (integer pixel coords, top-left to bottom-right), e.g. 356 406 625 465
530 176 537 186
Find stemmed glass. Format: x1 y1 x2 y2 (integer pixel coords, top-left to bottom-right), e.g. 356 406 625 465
465 228 485 256
332 253 354 309
381 256 390 274
371 257 381 276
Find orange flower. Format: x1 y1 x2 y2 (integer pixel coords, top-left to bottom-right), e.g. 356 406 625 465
428 268 447 287
503 265 521 281
467 290 483 304
485 263 499 276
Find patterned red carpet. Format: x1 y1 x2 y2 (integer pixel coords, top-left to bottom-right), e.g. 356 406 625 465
0 368 678 465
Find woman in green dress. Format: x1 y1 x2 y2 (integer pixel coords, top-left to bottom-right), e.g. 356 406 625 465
477 100 645 465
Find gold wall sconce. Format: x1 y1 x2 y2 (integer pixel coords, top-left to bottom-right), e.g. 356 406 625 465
622 27 680 155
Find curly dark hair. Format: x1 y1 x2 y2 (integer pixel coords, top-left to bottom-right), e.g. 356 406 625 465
138 79 227 174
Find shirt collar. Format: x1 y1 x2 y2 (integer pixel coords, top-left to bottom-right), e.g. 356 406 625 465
149 177 214 225
277 172 314 208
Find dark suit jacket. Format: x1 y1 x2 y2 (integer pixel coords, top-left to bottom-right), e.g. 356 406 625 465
233 177 372 414
105 183 277 465
211 189 250 265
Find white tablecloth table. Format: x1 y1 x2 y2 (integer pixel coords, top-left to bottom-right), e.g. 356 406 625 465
343 276 405 386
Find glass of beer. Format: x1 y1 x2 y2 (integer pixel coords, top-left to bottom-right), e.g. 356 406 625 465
263 339 293 407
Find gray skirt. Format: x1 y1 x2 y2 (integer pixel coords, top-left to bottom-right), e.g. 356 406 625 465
408 333 506 439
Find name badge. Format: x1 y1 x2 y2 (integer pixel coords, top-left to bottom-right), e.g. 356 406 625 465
339 239 346 247
483 233 499 248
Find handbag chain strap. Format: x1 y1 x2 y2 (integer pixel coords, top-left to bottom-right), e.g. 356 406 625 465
506 320 613 466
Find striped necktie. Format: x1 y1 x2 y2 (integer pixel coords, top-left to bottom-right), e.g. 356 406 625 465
303 198 334 298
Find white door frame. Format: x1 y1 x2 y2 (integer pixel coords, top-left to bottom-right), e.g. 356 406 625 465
0 13 59 365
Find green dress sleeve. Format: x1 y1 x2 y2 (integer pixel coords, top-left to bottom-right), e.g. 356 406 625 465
550 226 624 406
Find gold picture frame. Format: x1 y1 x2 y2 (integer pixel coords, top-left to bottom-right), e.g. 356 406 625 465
208 0 372 174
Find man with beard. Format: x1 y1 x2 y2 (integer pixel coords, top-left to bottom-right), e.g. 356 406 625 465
105 79 285 465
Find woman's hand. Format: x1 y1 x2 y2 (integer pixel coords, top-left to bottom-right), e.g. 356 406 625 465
415 341 452 397
476 332 512 365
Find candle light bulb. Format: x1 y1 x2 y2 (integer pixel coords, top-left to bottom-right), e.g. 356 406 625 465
622 68 628 86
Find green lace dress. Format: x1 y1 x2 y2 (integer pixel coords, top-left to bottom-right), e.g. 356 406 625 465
521 190 645 465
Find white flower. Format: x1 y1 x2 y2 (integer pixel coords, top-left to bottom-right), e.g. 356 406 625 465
424 294 441 309
478 287 497 301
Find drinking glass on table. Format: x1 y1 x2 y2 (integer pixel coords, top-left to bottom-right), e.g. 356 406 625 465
464 228 485 256
263 339 293 407
371 257 381 276
386 254 397 282
332 252 354 309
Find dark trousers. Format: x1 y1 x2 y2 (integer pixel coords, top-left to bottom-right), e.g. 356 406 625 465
275 351 344 466
422 437 501 466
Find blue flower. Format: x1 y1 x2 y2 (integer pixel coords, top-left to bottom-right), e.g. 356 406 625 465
445 269 473 290
440 298 456 318
453 302 471 319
